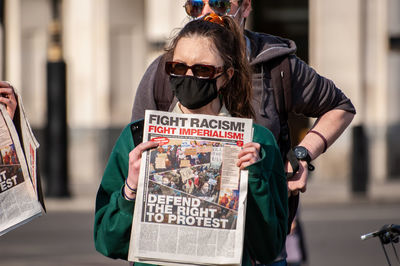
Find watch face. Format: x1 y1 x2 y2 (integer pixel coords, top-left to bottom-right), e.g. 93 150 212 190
294 146 307 160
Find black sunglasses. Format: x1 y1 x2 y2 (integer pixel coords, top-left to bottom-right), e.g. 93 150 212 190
165 61 224 79
184 0 232 18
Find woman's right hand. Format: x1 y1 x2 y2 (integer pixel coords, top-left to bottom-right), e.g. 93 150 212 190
0 81 17 119
124 141 159 200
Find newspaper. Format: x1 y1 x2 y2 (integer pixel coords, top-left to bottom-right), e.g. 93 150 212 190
0 93 44 236
15 93 44 208
129 110 253 266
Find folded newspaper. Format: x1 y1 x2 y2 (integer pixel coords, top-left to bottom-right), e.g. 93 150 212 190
0 92 45 236
129 110 253 266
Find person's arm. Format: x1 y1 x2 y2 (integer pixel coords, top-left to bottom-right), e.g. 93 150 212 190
94 124 159 259
287 109 354 194
239 125 288 264
290 56 356 117
287 57 356 194
94 125 135 259
94 125 134 259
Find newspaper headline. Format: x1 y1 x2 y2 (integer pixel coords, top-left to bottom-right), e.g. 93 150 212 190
129 110 253 266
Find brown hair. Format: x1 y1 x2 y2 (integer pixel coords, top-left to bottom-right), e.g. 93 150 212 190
167 16 255 119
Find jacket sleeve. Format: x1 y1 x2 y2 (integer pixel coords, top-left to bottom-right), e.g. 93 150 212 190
290 55 356 117
244 125 288 264
94 125 135 260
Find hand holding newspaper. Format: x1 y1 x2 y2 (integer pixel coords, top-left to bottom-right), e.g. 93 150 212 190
0 92 44 236
129 110 253 266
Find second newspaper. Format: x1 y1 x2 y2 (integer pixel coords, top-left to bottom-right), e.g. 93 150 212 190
129 110 253 266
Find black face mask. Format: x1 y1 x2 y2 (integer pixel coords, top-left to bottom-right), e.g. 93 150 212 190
170 75 219 109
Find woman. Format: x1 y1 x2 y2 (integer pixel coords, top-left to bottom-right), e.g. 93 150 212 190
94 14 288 266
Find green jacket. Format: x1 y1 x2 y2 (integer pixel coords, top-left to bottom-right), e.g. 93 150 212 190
94 122 288 265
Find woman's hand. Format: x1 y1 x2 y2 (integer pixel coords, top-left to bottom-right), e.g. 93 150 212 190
0 81 17 119
124 141 159 200
236 142 261 170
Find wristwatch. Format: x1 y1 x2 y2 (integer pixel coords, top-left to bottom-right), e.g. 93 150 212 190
293 146 315 171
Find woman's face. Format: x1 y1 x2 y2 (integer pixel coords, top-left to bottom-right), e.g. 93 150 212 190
173 36 228 90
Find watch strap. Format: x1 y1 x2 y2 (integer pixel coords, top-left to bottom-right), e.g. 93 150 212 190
307 162 315 171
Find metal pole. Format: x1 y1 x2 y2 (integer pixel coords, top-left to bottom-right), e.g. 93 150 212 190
351 0 369 195
351 125 368 194
0 0 4 79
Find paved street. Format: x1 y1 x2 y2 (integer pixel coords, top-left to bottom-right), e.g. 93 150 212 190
0 211 126 266
301 201 400 266
1 199 399 266
1 176 400 266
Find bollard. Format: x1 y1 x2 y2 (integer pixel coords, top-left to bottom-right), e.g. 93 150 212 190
351 125 369 194
46 61 69 197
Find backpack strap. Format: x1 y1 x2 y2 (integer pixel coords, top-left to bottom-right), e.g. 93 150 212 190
271 56 292 116
269 56 294 164
268 55 299 233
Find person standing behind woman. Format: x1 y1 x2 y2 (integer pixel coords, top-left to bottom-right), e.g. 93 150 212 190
131 0 356 197
95 15 288 266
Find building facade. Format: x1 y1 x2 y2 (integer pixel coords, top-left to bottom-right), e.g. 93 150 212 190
2 0 399 196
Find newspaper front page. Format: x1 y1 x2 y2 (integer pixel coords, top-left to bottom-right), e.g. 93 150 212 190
129 110 253 266
15 93 44 208
0 98 44 236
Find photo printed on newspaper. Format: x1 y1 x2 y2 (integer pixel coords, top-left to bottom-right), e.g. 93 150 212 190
129 110 253 266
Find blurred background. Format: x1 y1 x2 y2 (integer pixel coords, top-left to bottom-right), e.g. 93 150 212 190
0 0 399 265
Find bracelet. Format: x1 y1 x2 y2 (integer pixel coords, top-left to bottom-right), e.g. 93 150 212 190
125 179 137 194
308 130 328 153
123 187 135 201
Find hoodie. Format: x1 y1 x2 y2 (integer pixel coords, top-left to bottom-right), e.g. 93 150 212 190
131 31 355 142
94 122 288 265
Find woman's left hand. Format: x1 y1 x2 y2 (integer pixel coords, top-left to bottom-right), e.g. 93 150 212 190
0 81 17 119
286 159 308 196
236 142 261 170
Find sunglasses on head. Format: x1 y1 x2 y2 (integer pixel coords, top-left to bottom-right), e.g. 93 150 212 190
184 0 232 18
165 61 224 79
